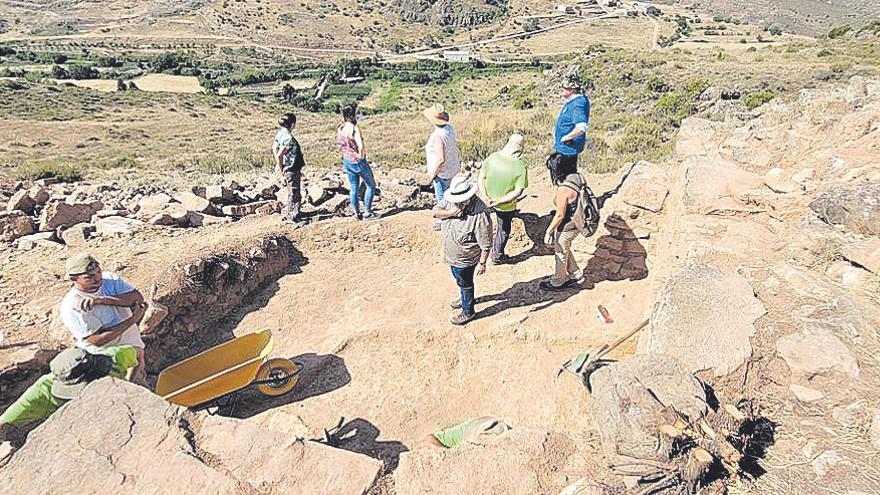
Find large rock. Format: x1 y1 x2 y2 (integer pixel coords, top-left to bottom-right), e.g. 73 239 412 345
809 180 880 235
681 157 764 216
590 354 707 466
776 325 860 379
148 204 190 226
60 222 94 247
2 379 383 495
189 212 233 227
14 231 56 250
619 161 669 213
841 238 880 275
394 429 577 495
39 201 102 231
173 191 215 214
137 193 173 217
6 190 36 214
0 210 35 242
205 185 234 203
2 379 236 494
638 262 766 376
27 186 50 205
222 200 276 218
94 216 144 237
199 416 383 494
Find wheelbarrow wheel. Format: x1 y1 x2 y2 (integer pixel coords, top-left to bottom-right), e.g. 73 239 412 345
256 358 301 396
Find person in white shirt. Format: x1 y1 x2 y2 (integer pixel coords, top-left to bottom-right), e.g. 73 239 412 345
58 253 148 386
423 103 462 231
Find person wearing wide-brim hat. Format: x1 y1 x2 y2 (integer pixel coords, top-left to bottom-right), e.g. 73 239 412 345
549 73 591 174
433 175 492 325
423 103 462 231
0 346 138 435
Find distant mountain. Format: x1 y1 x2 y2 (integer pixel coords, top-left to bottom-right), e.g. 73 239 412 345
684 0 880 36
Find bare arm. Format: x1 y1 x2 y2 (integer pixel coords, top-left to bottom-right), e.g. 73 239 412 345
354 125 366 160
83 304 146 348
275 146 290 172
478 169 488 198
544 188 575 243
561 127 585 143
488 186 525 208
429 137 445 180
94 289 144 308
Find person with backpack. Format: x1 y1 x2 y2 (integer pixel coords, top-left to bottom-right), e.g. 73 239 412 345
541 156 588 291
336 103 379 221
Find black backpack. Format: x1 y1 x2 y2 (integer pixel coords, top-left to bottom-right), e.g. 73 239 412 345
561 174 602 238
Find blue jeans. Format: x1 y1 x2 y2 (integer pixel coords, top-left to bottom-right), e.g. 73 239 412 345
450 265 476 316
343 159 376 215
433 177 452 203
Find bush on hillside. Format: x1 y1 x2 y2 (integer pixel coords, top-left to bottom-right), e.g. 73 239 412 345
743 90 775 110
827 25 852 39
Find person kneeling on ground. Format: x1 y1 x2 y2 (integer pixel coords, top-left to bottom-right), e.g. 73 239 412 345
0 346 138 440
478 133 529 265
433 175 492 325
59 253 149 386
422 416 511 449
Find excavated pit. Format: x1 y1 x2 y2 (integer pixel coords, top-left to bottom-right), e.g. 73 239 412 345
145 233 306 371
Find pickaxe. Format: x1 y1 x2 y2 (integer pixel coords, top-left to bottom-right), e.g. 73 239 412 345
556 318 650 393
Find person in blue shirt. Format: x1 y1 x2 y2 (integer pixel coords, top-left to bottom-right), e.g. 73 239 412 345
550 74 591 172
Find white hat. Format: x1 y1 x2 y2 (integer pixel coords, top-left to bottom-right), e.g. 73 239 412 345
443 175 478 204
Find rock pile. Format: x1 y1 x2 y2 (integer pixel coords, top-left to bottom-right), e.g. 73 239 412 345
0 168 435 249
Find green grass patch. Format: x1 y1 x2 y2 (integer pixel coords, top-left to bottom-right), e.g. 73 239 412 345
375 82 402 113
743 90 776 110
15 159 83 181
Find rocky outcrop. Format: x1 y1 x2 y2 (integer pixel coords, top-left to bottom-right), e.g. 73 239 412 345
393 0 507 27
395 428 577 494
638 262 766 376
1 379 382 495
810 180 880 235
0 210 34 241
776 325 860 379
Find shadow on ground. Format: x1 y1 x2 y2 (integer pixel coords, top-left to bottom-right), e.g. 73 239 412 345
222 352 351 419
318 417 409 473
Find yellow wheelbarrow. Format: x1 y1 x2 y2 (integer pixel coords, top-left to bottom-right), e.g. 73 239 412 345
155 329 302 411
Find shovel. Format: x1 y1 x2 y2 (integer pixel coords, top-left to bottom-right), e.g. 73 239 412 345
557 318 650 392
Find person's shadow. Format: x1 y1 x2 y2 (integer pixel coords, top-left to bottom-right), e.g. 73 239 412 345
318 417 409 473
476 275 585 318
219 352 351 419
504 211 555 264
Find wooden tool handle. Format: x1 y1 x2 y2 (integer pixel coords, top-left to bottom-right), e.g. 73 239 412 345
596 318 649 359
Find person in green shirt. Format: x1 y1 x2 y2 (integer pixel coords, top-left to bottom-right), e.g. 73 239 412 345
478 134 529 265
422 416 511 449
0 345 138 437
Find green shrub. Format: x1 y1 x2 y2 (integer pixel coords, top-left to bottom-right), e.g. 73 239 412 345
613 117 663 154
817 48 834 57
743 90 775 110
827 25 852 39
68 64 98 80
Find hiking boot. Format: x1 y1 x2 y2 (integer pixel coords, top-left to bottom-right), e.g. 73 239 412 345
353 211 363 221
449 298 462 309
539 279 576 292
362 212 381 221
451 311 476 325
490 254 511 265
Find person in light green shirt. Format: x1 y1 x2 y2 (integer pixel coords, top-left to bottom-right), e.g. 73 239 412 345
478 134 529 265
0 346 138 435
